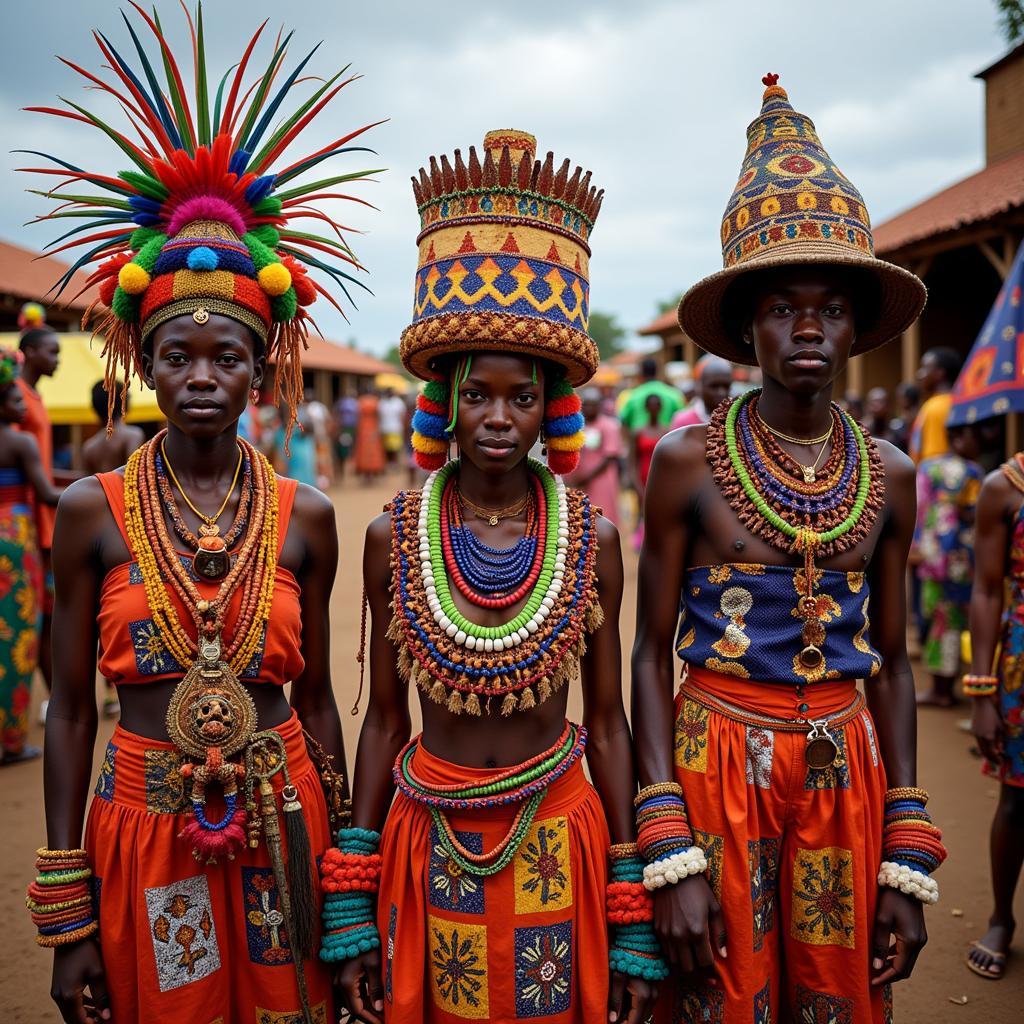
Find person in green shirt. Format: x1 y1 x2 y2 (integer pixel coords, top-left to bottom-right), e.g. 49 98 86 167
618 357 685 430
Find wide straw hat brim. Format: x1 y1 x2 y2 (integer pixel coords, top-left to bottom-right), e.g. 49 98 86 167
677 245 926 366
400 312 599 386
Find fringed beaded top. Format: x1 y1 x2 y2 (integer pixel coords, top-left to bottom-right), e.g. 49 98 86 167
388 459 601 715
701 390 885 680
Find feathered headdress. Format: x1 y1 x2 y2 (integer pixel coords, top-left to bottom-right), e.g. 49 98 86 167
21 2 382 426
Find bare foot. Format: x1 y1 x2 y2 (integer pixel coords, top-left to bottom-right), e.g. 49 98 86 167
967 924 1013 979
916 690 957 708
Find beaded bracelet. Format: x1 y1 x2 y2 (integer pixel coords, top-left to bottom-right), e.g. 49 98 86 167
319 828 383 963
606 849 669 982
962 674 999 698
26 848 98 948
878 789 946 905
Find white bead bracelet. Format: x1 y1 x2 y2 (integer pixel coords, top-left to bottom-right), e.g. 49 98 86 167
642 847 708 891
877 862 939 905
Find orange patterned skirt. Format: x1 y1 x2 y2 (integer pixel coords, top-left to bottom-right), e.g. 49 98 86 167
85 712 334 1024
657 666 891 1024
378 740 611 1022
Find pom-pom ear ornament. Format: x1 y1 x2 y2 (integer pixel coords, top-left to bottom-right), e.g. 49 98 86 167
17 302 46 332
21 2 384 431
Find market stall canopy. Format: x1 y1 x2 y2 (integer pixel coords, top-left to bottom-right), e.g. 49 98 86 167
0 332 162 425
949 238 1024 426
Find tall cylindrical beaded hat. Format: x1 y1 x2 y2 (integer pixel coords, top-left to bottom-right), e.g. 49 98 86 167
23 4 380 426
399 129 603 387
677 74 926 365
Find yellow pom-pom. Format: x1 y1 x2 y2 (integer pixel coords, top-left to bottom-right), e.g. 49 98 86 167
118 262 151 295
547 431 585 452
257 262 292 296
411 432 448 455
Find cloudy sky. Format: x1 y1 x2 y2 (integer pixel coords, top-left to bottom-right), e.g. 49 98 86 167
0 0 1007 355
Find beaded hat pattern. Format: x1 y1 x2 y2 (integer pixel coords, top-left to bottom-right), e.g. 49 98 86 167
399 129 603 387
678 75 926 365
23 3 380 425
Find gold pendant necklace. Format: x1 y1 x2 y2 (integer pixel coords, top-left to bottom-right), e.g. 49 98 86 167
458 488 531 527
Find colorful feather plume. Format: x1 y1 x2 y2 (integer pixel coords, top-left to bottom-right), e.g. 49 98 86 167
21 1 383 427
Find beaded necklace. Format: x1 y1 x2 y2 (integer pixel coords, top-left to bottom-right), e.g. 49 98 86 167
123 432 280 861
389 459 601 715
707 390 884 686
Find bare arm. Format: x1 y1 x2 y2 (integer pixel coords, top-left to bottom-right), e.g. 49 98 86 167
969 471 1014 763
864 443 918 788
15 431 62 505
350 513 412 833
581 516 633 843
288 484 346 789
864 441 927 987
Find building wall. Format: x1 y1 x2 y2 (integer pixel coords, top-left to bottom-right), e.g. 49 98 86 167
984 51 1024 163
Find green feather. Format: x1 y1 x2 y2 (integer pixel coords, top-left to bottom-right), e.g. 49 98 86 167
28 190 133 211
59 98 152 174
274 169 384 203
195 3 211 147
118 169 169 202
212 64 235 135
234 31 294 149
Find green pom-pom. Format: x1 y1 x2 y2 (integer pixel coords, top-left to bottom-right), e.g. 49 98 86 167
248 225 281 248
134 234 167 273
252 196 283 218
111 286 140 322
270 288 298 322
548 373 573 398
423 380 449 403
130 227 161 250
243 232 278 271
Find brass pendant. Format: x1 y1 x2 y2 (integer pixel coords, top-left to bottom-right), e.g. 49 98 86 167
802 466 816 483
194 529 230 580
798 644 823 669
487 515 499 527
166 635 257 760
805 721 839 769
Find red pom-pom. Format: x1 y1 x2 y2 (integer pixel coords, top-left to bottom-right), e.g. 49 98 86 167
417 395 448 418
545 394 581 420
97 252 133 307
415 449 447 471
99 277 118 306
762 72 779 87
547 449 579 475
282 255 317 306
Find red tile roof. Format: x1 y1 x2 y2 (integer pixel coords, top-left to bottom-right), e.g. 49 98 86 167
291 335 397 376
873 151 1024 256
0 238 98 310
637 308 682 337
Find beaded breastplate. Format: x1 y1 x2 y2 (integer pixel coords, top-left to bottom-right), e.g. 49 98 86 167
388 462 601 715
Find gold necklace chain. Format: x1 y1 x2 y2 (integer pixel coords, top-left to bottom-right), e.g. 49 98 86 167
161 439 243 529
458 488 531 527
757 413 833 446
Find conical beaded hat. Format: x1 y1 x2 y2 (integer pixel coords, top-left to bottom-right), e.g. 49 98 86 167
678 75 925 365
399 129 603 385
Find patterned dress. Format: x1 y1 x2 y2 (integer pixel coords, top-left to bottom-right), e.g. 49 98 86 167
913 454 983 676
986 491 1024 787
0 467 42 756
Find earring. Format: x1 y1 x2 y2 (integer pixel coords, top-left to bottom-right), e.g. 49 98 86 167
250 386 260 404
540 427 548 458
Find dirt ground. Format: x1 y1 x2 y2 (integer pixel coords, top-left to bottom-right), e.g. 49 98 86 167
1 472 1022 1022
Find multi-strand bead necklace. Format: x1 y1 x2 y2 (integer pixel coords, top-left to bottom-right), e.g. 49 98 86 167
707 390 884 678
124 430 279 674
389 459 600 715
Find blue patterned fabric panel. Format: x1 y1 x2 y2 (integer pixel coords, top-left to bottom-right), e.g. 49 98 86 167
675 563 881 684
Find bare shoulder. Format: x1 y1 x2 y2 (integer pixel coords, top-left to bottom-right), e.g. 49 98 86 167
654 423 709 471
365 509 392 551
874 437 914 488
56 473 111 523
979 465 1017 512
595 512 620 551
290 480 336 530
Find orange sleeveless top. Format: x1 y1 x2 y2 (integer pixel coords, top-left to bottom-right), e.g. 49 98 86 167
95 471 304 686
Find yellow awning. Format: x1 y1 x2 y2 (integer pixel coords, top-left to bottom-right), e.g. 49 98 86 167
0 333 163 426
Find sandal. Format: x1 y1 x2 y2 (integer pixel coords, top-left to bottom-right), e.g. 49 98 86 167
966 941 1008 979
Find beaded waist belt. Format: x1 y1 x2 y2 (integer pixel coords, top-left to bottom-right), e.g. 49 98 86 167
680 683 864 770
392 722 587 877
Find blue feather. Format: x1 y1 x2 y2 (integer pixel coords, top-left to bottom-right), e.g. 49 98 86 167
273 147 379 188
245 175 276 204
229 149 251 177
48 234 133 300
13 150 134 197
238 42 323 154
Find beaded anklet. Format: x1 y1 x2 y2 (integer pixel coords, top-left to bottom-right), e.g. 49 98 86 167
962 674 999 698
26 848 98 947
877 788 946 905
319 828 382 962
607 845 669 982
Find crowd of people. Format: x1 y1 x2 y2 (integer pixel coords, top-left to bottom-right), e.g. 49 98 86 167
2 11 1022 1024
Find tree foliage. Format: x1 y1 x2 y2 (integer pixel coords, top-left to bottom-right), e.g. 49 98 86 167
996 0 1024 43
588 310 628 360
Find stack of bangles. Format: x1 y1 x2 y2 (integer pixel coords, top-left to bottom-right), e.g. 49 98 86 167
319 828 382 962
606 843 668 981
25 848 98 947
877 787 946 905
635 782 707 891
962 674 999 698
